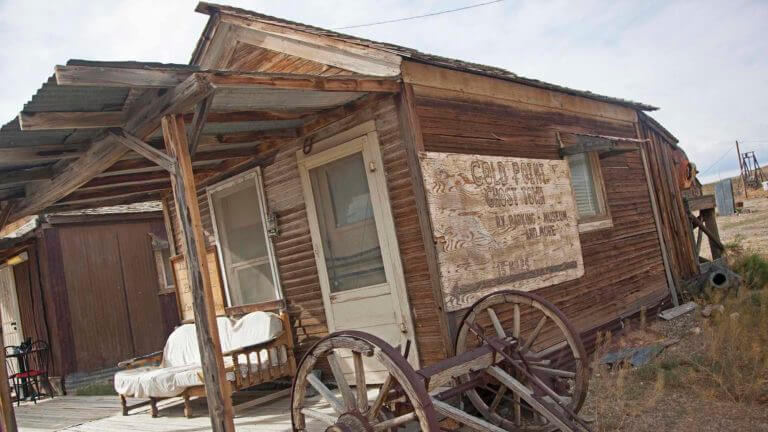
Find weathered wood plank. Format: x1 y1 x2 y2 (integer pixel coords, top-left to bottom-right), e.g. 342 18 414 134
55 65 196 87
162 113 235 432
395 84 453 359
19 111 125 130
55 65 400 92
0 166 52 187
684 194 716 212
419 152 584 311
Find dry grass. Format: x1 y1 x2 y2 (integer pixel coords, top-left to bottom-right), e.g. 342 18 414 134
584 252 768 430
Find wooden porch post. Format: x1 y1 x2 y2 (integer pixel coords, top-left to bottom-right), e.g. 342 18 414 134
161 114 235 432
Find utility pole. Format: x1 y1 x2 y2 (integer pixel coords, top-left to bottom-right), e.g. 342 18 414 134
736 140 748 198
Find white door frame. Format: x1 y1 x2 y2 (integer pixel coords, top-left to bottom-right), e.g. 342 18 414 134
297 121 420 367
206 166 283 307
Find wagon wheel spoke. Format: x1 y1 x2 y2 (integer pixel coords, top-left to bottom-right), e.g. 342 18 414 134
372 412 417 431
327 352 356 411
367 374 393 421
307 372 345 414
521 315 548 352
353 351 368 413
487 307 506 338
300 408 336 425
489 385 507 413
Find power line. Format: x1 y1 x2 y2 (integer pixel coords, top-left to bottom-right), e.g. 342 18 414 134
333 0 505 30
700 143 735 175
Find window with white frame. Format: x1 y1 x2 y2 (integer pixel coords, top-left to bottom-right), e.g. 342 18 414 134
208 169 280 307
567 152 610 228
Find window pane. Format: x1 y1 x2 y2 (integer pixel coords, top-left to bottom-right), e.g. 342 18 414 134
568 153 600 218
211 178 275 306
160 248 174 287
310 153 387 293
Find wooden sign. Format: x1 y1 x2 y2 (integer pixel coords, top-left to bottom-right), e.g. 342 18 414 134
171 246 227 321
419 152 584 311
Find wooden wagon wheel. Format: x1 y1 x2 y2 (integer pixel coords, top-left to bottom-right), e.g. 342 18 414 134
455 290 589 431
291 330 438 432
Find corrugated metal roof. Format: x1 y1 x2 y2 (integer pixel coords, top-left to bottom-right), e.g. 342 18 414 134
193 2 658 111
212 87 363 111
24 76 129 113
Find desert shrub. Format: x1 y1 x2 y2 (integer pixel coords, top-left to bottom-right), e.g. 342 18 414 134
731 253 768 290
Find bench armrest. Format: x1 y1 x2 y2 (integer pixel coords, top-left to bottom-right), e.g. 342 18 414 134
118 350 163 369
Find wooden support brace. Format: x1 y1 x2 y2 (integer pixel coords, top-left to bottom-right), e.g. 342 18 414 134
161 114 235 432
109 129 176 173
188 95 214 156
698 209 724 259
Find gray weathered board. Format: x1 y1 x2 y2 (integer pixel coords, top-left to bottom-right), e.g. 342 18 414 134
419 152 584 311
714 178 735 216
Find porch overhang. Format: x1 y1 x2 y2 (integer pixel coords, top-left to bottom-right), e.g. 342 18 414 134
0 60 401 228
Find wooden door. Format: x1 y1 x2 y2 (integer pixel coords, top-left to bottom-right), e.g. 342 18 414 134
0 265 23 348
299 130 417 382
58 221 170 373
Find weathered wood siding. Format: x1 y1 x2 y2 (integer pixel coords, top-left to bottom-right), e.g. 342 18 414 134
637 114 698 282
166 96 446 366
408 74 670 345
13 243 49 348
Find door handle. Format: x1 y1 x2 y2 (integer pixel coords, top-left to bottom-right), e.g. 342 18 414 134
399 322 408 333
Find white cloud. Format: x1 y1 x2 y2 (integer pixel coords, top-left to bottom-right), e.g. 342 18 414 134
1 0 766 177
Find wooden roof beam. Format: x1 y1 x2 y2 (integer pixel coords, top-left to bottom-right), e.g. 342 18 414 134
0 166 52 187
9 74 214 222
55 65 400 93
19 111 125 131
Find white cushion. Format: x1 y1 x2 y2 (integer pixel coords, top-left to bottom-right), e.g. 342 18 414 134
230 311 284 350
114 364 199 398
161 317 235 368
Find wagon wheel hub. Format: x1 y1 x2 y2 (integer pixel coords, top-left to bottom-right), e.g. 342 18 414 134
325 412 373 432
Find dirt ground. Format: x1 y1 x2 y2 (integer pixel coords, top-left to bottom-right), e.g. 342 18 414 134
711 193 768 256
581 194 768 431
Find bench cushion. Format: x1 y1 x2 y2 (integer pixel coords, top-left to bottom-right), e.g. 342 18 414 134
162 317 235 368
114 364 199 398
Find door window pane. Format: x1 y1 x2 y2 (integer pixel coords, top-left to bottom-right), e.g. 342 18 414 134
210 178 276 306
310 153 387 293
568 153 600 218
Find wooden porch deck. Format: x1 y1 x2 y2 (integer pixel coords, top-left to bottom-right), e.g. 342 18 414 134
15 393 331 432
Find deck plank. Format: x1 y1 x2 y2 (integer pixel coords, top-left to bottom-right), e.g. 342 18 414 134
16 393 339 432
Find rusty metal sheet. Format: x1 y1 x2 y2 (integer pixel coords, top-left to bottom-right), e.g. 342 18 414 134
419 152 584 311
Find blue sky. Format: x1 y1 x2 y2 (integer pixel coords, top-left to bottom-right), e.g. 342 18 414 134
1 0 766 184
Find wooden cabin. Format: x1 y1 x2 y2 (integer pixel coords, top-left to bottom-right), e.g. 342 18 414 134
0 2 705 429
0 205 179 390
